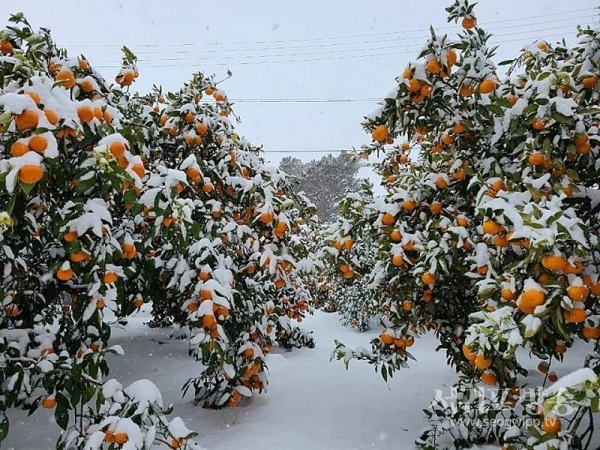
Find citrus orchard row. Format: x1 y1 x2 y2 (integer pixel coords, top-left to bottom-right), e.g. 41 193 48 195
328 1 600 448
0 13 316 449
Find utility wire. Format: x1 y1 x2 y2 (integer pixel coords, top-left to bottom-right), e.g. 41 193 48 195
101 22 589 64
262 149 357 154
92 29 589 69
78 14 591 58
69 7 595 50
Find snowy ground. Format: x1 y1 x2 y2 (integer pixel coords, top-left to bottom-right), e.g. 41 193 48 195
4 306 597 450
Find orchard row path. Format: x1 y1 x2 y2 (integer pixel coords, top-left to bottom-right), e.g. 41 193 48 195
6 305 589 450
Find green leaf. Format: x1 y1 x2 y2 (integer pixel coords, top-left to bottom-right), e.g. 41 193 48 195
542 138 551 154
551 112 573 125
54 393 70 430
20 182 35 195
81 386 96 403
0 416 8 442
5 195 16 216
486 104 504 115
566 169 580 181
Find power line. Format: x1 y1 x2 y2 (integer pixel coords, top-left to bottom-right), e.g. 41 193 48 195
262 149 356 154
89 21 589 65
68 7 594 50
78 13 591 58
224 98 381 103
92 29 590 69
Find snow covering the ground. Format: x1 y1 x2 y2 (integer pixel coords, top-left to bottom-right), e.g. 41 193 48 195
4 306 595 450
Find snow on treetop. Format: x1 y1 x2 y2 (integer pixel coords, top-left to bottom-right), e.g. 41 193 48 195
102 379 124 401
68 198 112 238
523 278 545 293
123 379 164 415
0 92 37 114
167 416 194 439
521 315 542 337
543 368 598 397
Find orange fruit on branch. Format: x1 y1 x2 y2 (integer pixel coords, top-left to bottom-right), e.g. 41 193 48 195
422 272 436 285
103 272 118 283
372 125 389 142
56 267 74 281
55 70 76 89
542 416 561 434
582 75 598 89
541 254 567 272
478 79 496 94
10 141 29 157
19 165 44 184
462 17 477 30
473 354 492 370
567 285 588 302
29 135 48 153
41 397 57 409
15 109 39 130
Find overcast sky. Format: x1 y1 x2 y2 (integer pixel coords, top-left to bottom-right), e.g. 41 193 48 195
1 1 597 190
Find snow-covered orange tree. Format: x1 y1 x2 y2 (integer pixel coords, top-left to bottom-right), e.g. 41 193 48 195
117 71 317 407
0 12 315 449
329 1 600 448
323 181 379 331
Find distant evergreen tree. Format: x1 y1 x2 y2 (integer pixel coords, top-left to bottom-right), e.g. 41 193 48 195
279 152 363 223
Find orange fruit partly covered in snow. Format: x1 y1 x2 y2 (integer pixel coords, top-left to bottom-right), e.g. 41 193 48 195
519 290 545 314
541 254 567 271
403 199 417 211
478 79 496 94
422 272 436 285
379 331 394 345
11 141 29 157
528 152 544 165
29 135 48 153
564 308 587 323
103 272 118 283
55 70 76 89
462 17 477 30
501 288 517 301
567 285 588 302
260 212 274 224
56 267 74 281
196 122 208 135
63 231 77 243
381 213 396 226
372 125 389 142
391 255 404 267
110 141 126 158
19 165 44 184
132 163 145 178
473 354 492 370
481 372 497 385
462 344 477 361
482 220 502 235
77 105 94 123
15 109 39 130
113 433 128 445
0 41 14 54
583 327 600 340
